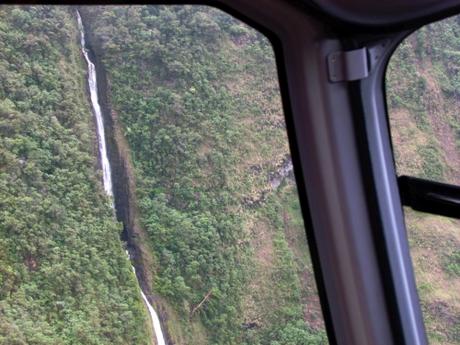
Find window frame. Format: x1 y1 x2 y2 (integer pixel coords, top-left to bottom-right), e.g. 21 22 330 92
215 1 422 344
4 1 460 344
218 1 459 344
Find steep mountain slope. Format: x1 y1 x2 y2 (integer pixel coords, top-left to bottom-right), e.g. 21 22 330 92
387 16 460 345
82 5 326 345
0 6 151 345
1 5 457 345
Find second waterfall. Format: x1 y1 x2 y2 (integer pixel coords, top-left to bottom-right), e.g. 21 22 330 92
76 10 166 345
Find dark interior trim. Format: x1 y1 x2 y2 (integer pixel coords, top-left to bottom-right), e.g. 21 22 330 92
295 0 460 33
399 176 460 219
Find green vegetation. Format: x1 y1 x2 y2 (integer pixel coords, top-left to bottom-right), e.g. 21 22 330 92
6 3 460 345
445 251 460 277
0 6 150 345
83 5 326 344
242 187 327 345
419 144 445 180
387 15 460 345
0 4 327 345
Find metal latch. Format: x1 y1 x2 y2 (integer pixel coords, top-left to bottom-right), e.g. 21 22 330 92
327 47 369 82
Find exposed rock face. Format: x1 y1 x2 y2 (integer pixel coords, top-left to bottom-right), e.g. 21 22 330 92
243 155 294 208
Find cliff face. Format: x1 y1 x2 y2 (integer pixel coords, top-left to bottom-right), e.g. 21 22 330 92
81 5 460 344
0 6 151 345
78 11 170 344
82 5 326 345
2 5 457 345
79 8 151 292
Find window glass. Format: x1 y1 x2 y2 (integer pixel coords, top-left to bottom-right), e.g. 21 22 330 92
386 16 460 345
0 5 329 344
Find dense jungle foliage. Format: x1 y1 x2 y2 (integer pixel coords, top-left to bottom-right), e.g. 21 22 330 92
387 15 460 345
0 4 328 345
82 5 326 345
0 6 151 345
2 4 459 345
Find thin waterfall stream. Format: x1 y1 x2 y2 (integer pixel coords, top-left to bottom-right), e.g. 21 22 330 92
76 11 166 345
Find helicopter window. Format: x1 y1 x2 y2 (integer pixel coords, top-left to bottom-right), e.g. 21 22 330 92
386 15 460 344
0 5 329 344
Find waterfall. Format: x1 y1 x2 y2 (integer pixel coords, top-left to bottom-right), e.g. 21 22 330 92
76 11 112 197
76 11 166 345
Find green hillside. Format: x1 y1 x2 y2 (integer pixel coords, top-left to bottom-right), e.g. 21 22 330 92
387 15 460 345
2 4 458 345
81 5 326 345
0 4 327 345
0 6 151 345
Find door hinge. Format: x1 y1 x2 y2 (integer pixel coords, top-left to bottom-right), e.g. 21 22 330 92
327 41 388 83
327 47 369 82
